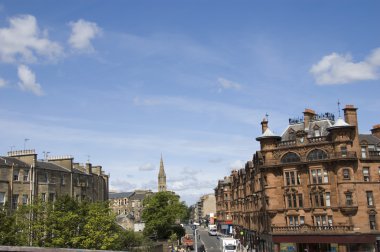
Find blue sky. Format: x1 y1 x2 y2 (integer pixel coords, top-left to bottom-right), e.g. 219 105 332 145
0 1 379 205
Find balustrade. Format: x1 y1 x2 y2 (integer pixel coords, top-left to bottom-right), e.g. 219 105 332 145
271 224 353 234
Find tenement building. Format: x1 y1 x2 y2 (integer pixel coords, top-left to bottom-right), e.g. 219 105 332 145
215 105 380 252
215 176 233 234
0 150 109 210
109 190 153 231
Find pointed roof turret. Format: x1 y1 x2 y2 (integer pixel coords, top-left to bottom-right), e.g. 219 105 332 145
327 117 353 131
256 127 281 141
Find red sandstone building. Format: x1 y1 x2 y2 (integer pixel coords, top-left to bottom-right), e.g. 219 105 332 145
215 105 380 252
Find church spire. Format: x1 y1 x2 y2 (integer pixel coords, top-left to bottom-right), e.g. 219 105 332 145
158 154 167 192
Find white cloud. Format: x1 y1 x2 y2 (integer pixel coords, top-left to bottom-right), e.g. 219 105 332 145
217 77 242 92
17 65 43 96
138 162 155 171
229 159 244 170
0 15 62 63
0 78 7 87
68 19 102 51
310 48 380 85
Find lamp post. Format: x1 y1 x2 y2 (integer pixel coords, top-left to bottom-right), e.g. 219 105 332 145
194 228 198 252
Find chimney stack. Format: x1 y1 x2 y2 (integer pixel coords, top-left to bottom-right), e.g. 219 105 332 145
343 105 358 127
371 124 380 139
303 108 316 129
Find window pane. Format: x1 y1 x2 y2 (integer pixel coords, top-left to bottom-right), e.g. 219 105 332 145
367 191 374 206
326 192 331 207
298 194 303 207
291 172 295 185
324 171 329 183
312 170 317 184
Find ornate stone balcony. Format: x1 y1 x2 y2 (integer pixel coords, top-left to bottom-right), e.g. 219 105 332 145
271 224 354 234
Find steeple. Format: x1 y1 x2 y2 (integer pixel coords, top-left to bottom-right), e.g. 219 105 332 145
158 154 167 192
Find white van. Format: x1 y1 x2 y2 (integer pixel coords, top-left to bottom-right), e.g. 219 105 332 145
219 237 238 252
208 224 217 236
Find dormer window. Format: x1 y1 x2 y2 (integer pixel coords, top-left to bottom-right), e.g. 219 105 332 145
313 125 321 137
289 129 296 140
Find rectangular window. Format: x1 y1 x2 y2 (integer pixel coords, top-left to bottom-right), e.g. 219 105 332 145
285 171 297 186
298 194 303 208
361 146 367 158
22 194 28 205
12 194 18 209
288 216 299 226
41 193 46 202
287 195 292 208
23 170 29 182
370 215 377 230
363 167 370 182
315 215 327 226
320 193 325 207
323 171 329 183
346 193 353 206
61 174 66 185
49 193 55 202
328 216 333 226
13 169 19 181
343 169 350 179
311 169 323 184
341 146 347 157
312 170 317 184
0 192 5 205
300 216 305 225
367 191 374 206
326 192 331 207
293 193 297 208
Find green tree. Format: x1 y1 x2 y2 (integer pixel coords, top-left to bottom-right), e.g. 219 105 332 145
142 192 187 239
0 203 17 245
75 201 124 250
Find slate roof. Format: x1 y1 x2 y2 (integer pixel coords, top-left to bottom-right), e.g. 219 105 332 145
129 191 152 201
359 134 380 145
0 157 29 167
109 192 134 199
281 119 333 141
36 161 71 172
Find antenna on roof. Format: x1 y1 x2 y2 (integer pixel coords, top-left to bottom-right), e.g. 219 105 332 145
337 100 341 118
24 138 30 150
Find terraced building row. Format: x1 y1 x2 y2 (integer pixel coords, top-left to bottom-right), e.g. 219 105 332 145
0 150 109 209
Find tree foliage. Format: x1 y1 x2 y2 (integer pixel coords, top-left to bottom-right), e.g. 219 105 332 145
0 196 149 250
141 191 188 239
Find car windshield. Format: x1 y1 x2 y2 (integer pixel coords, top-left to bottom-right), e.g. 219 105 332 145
225 245 236 250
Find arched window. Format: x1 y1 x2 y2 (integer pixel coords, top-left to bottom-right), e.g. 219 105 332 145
307 149 328 161
281 152 301 163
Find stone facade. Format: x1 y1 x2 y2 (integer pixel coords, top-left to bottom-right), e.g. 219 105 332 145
215 176 233 234
215 105 380 252
0 150 109 210
109 190 153 230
